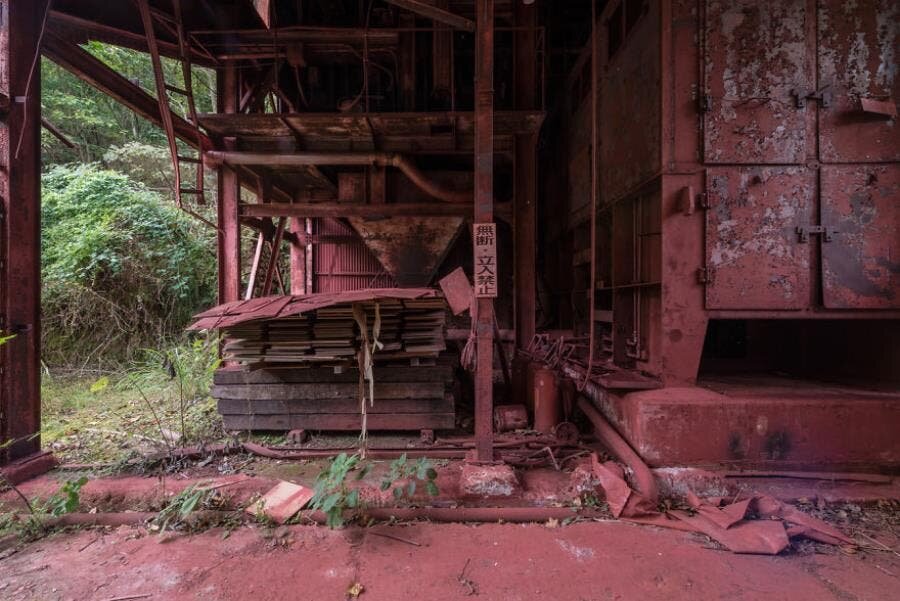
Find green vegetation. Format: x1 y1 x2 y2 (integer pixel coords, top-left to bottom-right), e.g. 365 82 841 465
310 453 371 528
380 453 440 499
41 337 223 465
41 164 216 368
310 453 441 528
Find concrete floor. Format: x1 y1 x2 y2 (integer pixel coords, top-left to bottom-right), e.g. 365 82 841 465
1 521 898 601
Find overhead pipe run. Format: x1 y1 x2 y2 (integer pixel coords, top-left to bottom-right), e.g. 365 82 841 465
204 151 472 205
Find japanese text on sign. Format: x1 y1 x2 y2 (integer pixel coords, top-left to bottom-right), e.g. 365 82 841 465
473 222 497 298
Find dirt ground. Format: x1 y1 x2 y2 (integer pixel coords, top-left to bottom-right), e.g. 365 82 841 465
1 519 898 601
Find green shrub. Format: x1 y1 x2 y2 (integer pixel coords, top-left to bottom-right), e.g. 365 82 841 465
41 164 215 368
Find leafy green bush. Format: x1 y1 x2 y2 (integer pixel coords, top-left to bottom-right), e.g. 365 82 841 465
41 164 216 368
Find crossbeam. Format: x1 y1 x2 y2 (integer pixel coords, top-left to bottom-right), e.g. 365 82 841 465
384 0 475 31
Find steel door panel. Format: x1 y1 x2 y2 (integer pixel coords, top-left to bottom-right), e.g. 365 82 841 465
705 167 814 309
703 0 810 164
821 165 900 309
818 0 900 163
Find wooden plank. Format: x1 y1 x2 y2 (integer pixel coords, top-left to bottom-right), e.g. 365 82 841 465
217 396 453 415
221 412 456 431
211 382 445 401
214 366 453 385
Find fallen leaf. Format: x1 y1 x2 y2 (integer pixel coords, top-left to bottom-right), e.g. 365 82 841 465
347 582 365 598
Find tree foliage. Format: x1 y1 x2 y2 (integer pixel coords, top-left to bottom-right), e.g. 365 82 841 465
41 164 216 368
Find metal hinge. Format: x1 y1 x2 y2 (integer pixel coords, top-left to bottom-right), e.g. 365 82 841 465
700 94 713 113
795 225 835 243
697 267 714 284
791 87 832 109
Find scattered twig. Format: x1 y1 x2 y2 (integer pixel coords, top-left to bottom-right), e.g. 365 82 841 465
0 471 34 514
134 385 175 455
101 594 152 601
457 558 477 596
78 537 100 552
543 446 560 471
858 532 900 557
369 531 421 547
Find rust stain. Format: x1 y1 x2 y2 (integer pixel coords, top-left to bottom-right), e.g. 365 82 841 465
818 0 899 162
821 165 900 308
705 166 813 309
349 217 464 287
703 0 809 164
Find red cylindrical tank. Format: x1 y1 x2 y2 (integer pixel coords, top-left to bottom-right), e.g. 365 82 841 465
493 404 529 432
533 367 560 434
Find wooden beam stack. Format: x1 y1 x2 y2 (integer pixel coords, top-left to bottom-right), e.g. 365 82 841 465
221 297 447 366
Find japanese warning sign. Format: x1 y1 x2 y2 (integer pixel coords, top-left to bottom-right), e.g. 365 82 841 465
473 222 498 298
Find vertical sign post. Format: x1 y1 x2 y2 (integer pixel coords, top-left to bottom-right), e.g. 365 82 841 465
473 223 498 298
473 0 495 462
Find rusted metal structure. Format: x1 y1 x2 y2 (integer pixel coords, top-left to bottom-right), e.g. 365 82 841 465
539 0 899 470
1 0 898 471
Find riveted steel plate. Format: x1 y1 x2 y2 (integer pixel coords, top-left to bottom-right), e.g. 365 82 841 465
703 0 811 164
817 0 900 163
821 165 900 309
705 167 814 309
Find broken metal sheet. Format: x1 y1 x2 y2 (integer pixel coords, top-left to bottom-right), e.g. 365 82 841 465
821 165 900 309
704 166 814 310
438 267 474 316
589 453 852 555
349 217 464 287
818 0 900 162
246 481 314 524
188 288 442 331
703 0 810 164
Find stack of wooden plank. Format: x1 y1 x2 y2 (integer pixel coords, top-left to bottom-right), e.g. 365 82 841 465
221 297 447 366
213 365 456 431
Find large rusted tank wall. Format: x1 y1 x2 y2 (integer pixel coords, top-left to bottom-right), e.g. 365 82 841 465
589 0 899 385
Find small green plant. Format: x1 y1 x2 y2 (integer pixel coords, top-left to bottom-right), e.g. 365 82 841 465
153 484 209 532
44 476 89 517
310 453 372 529
380 454 440 500
0 331 15 346
0 475 89 541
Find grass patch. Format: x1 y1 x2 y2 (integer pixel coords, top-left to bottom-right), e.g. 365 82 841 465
41 373 222 465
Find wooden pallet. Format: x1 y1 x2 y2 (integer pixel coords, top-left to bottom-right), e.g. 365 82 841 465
213 366 456 432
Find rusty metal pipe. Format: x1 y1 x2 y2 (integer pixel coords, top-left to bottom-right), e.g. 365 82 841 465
205 151 471 204
16 508 607 531
575 394 659 503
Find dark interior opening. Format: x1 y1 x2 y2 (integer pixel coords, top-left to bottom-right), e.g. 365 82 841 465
699 319 900 388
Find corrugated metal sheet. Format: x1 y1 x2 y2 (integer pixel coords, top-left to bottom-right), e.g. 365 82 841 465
313 218 396 292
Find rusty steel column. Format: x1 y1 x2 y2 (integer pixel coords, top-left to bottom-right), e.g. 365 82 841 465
514 0 537 350
289 218 307 295
216 64 241 304
0 0 49 462
473 0 495 462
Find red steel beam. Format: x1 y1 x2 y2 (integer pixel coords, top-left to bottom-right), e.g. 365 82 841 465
42 31 208 149
261 217 287 296
41 33 297 206
289 218 307 295
217 64 241 304
473 0 495 462
1 0 48 462
383 0 475 32
514 0 537 350
241 201 511 220
46 11 215 67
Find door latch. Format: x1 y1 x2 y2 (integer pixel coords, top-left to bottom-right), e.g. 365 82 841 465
791 87 832 109
795 225 835 243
